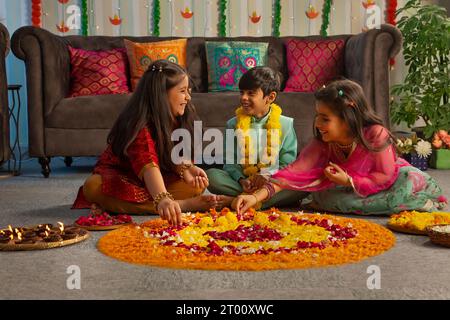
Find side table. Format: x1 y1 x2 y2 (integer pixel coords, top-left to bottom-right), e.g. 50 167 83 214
7 84 22 176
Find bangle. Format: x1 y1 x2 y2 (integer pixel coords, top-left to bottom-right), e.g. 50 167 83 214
263 182 275 200
153 192 174 210
179 163 193 181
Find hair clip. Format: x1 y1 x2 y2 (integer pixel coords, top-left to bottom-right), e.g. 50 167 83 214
322 85 326 89
151 65 163 72
338 89 344 97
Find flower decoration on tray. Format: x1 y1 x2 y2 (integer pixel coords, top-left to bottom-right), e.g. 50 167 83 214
396 134 432 170
0 222 89 251
388 211 450 235
75 209 133 231
98 208 395 271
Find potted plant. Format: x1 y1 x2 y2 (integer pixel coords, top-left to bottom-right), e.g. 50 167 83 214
396 134 432 171
390 0 450 139
430 130 450 169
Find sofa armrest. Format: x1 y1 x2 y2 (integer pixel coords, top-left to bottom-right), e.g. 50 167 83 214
11 26 71 156
344 24 402 128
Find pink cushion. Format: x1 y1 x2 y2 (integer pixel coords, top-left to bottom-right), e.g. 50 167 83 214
68 46 130 97
284 39 345 92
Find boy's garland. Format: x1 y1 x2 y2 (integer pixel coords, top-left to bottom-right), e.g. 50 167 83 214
235 104 283 177
272 0 282 37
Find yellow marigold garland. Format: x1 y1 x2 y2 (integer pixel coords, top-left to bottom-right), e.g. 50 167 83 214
97 209 396 271
235 103 282 177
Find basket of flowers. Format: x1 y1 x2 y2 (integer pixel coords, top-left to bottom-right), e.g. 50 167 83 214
430 130 450 169
427 224 450 248
396 134 432 171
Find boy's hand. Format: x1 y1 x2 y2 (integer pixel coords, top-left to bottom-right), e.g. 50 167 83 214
323 162 352 187
250 174 269 190
239 178 254 193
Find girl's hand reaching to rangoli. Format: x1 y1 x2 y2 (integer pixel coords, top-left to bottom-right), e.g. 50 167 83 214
232 194 258 215
157 197 183 226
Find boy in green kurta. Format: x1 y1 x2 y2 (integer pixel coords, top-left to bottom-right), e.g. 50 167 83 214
207 67 307 209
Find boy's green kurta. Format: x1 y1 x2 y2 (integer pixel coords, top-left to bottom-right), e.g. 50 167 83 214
223 107 298 181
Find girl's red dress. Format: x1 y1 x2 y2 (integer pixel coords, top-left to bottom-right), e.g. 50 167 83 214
72 127 178 208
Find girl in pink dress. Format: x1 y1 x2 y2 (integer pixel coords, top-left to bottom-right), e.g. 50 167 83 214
233 79 447 215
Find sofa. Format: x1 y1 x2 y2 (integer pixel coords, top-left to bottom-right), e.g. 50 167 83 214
0 23 10 167
11 24 402 177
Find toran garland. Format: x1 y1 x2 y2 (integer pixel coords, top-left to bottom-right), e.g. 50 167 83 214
153 0 160 36
386 0 398 67
31 0 41 28
272 0 281 37
81 0 88 36
320 0 332 36
218 0 227 37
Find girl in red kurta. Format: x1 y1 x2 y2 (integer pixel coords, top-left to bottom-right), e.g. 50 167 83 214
73 60 220 225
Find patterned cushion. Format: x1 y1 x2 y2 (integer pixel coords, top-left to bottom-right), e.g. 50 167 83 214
124 38 187 90
205 41 269 92
284 39 345 92
68 46 130 97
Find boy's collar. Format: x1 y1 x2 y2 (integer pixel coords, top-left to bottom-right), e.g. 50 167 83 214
251 106 272 123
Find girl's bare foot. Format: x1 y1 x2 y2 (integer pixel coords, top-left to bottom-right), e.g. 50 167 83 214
212 195 234 210
178 195 220 212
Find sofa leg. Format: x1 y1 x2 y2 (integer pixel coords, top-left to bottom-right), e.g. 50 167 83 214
38 157 51 178
64 156 73 167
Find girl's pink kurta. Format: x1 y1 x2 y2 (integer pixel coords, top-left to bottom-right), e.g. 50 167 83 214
271 125 410 197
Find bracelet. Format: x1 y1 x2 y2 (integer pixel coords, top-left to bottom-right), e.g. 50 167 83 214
179 163 193 181
263 182 276 201
153 191 174 210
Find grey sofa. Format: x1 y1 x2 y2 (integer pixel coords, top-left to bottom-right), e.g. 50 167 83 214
0 23 10 166
11 24 402 177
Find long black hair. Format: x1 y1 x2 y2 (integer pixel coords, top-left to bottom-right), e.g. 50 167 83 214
108 59 198 172
314 79 395 151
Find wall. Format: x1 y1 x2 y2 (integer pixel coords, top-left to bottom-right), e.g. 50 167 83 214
0 0 445 153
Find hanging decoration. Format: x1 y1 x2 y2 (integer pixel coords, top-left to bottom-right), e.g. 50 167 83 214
181 7 193 19
305 4 319 19
218 0 227 37
153 0 161 36
362 0 376 9
56 0 69 33
320 0 332 36
272 0 281 37
31 0 42 27
249 11 261 24
386 0 398 67
81 0 88 36
56 21 70 33
109 14 122 25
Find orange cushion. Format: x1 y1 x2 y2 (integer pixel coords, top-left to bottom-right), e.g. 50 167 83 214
124 38 187 90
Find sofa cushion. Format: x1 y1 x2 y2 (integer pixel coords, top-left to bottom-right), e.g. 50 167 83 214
205 41 268 92
124 38 187 90
46 94 131 129
68 46 130 97
284 39 345 92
